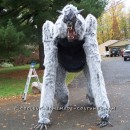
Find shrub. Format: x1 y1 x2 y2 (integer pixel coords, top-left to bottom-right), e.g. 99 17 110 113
0 62 14 68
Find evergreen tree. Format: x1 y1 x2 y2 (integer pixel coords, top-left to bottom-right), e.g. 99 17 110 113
0 19 25 58
0 0 108 68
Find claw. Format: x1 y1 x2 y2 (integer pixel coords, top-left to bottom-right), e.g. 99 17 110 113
44 125 47 130
97 117 113 128
34 124 47 130
34 122 52 130
34 124 40 130
39 124 43 130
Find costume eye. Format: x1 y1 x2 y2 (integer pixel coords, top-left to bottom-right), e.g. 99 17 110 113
63 16 68 23
72 15 76 22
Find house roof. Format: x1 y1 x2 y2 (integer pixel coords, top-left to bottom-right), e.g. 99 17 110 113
108 40 130 47
99 40 118 48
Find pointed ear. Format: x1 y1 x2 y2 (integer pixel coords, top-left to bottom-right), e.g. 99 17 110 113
56 10 63 14
78 9 84 14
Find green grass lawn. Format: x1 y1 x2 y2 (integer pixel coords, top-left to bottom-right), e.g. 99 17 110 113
0 78 27 97
0 64 80 97
0 64 39 74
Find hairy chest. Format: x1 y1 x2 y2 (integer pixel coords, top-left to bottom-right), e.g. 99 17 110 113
57 38 86 72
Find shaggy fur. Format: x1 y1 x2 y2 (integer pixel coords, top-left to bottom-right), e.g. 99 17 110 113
35 4 110 129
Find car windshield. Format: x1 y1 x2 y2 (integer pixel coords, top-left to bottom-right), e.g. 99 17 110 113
112 48 118 51
126 45 130 50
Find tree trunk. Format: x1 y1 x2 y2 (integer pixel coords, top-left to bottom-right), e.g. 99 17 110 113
39 42 45 69
38 25 45 70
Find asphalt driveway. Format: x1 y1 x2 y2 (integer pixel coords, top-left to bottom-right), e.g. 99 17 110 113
0 57 130 130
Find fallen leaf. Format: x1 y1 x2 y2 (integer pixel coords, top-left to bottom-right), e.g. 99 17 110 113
75 123 80 126
57 123 60 125
121 120 124 123
23 116 26 120
32 115 37 118
7 108 10 111
23 113 26 115
80 124 85 128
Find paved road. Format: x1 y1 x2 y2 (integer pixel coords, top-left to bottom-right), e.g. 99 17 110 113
0 57 130 130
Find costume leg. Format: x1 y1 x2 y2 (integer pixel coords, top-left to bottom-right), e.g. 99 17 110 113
55 64 69 109
83 64 95 106
83 14 111 127
35 21 58 130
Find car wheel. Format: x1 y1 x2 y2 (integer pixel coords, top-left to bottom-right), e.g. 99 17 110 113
124 57 127 61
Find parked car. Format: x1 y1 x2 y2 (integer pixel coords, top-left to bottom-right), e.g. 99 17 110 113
105 51 110 57
124 45 130 61
121 49 125 57
110 48 121 57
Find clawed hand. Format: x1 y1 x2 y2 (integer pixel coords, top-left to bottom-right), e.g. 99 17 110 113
34 123 51 130
97 117 113 128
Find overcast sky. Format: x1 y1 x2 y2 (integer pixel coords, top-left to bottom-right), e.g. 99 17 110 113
124 0 130 10
107 0 130 12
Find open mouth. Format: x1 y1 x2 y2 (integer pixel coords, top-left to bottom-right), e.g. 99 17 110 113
67 26 77 41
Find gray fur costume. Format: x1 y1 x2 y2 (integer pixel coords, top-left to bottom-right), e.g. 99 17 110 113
34 4 111 130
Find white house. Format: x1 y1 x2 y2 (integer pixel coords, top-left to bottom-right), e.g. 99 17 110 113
98 40 118 56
